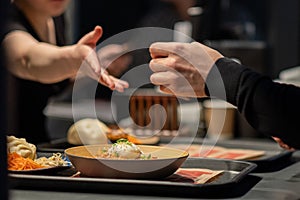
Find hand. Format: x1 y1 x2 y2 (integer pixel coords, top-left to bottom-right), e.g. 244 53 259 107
97 44 132 77
75 26 129 92
149 42 223 98
272 137 295 151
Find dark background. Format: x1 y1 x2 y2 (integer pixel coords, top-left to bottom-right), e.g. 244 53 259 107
69 0 300 138
1 0 8 198
72 0 300 78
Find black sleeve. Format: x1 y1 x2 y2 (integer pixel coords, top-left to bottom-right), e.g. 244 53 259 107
206 57 300 149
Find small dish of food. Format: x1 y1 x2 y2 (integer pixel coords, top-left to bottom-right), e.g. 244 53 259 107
65 139 188 179
7 135 71 174
8 152 71 174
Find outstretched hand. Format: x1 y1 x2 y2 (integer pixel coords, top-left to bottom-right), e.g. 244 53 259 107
76 26 129 92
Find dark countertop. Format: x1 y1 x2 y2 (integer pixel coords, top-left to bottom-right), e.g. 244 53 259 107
8 143 300 200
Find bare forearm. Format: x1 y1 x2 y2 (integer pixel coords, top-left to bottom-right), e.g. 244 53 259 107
3 28 129 92
12 43 80 83
2 31 84 83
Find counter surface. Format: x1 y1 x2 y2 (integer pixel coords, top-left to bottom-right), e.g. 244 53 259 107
8 145 300 200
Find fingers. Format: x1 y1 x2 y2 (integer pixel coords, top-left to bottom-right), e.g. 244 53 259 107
149 42 178 58
149 46 182 89
150 71 176 85
159 85 173 95
93 26 103 44
99 72 115 89
109 76 129 92
77 27 131 92
78 26 103 47
149 58 174 72
114 77 129 88
149 44 190 74
272 137 295 151
83 46 129 92
98 71 129 92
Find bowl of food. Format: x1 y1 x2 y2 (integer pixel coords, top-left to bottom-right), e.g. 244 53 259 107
65 139 188 179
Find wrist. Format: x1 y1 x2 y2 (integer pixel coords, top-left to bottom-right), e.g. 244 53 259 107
68 44 87 75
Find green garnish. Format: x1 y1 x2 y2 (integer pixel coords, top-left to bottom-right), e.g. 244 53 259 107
115 138 133 145
140 154 152 160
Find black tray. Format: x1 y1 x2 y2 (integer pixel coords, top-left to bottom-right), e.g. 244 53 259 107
8 158 258 199
158 137 294 172
190 138 294 173
37 138 294 173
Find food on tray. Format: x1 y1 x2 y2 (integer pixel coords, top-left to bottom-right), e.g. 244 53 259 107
35 153 69 167
106 128 144 144
106 127 128 142
7 135 37 160
8 152 44 170
8 151 69 171
67 119 160 145
106 127 160 145
65 143 188 178
98 139 153 159
7 135 69 171
67 118 109 145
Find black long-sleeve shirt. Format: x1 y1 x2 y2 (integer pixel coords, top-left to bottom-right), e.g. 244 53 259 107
2 4 69 144
206 58 300 149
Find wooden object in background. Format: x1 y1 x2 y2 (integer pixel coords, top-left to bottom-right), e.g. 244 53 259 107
129 89 178 131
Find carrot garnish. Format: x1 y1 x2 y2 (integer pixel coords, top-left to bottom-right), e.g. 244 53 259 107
8 152 44 170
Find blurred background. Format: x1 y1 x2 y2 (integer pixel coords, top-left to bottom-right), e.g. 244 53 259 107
69 0 300 78
2 0 300 142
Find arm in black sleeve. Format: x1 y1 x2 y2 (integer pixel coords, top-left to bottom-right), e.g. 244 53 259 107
206 57 300 149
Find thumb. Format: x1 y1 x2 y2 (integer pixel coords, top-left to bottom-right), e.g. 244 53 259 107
78 26 103 47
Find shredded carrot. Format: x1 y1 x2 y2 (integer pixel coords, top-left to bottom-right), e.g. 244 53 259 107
8 152 44 170
127 135 141 144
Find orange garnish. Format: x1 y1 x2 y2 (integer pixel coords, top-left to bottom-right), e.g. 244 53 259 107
127 135 142 144
7 152 44 170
